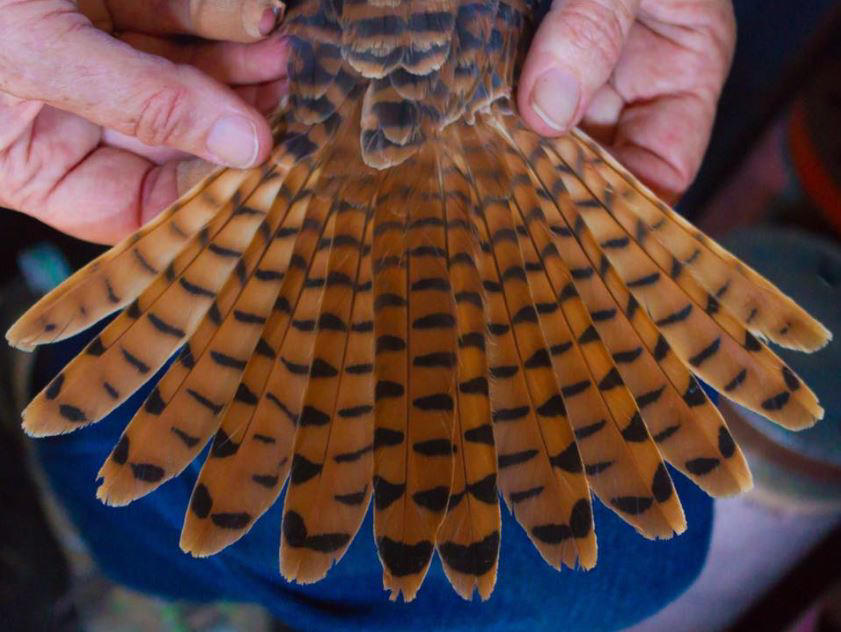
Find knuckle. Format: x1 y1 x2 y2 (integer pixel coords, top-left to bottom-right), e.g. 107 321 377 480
0 151 46 213
132 77 192 147
693 1 738 86
713 0 737 36
671 164 696 194
0 101 47 211
714 2 737 61
674 146 705 192
560 1 631 68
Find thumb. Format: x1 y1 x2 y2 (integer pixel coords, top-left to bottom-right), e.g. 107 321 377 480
0 6 271 168
517 0 638 136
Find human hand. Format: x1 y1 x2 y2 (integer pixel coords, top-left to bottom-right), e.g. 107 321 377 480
0 0 288 244
517 0 736 202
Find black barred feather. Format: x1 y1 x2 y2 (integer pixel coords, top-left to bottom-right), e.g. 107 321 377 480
8 0 829 604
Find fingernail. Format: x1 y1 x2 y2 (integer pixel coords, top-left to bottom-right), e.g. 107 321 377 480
258 7 278 35
530 68 580 132
206 115 259 168
244 1 283 39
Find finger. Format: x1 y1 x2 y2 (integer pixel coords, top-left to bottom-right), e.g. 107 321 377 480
517 0 639 136
76 0 115 32
119 32 288 86
28 149 203 244
609 92 716 201
602 8 736 201
101 128 189 164
22 145 170 244
102 0 284 43
0 9 271 168
580 82 624 145
0 91 43 150
233 79 287 116
100 78 286 163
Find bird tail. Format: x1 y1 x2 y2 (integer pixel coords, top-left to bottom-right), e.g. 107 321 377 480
8 104 830 601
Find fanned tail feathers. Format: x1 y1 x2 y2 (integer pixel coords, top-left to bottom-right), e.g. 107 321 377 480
10 107 830 602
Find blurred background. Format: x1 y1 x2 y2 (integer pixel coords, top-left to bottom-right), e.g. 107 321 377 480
3 1 841 630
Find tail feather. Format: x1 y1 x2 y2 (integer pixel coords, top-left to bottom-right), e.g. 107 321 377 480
185 207 336 553
6 166 259 351
103 112 348 514
556 134 822 426
573 129 831 352
371 145 459 602
435 153 501 601
494 123 752 496
519 130 820 430
498 137 750 495
95 165 304 505
511 197 688 537
279 178 377 584
22 168 283 438
179 168 335 555
466 123 685 539
452 131 596 570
